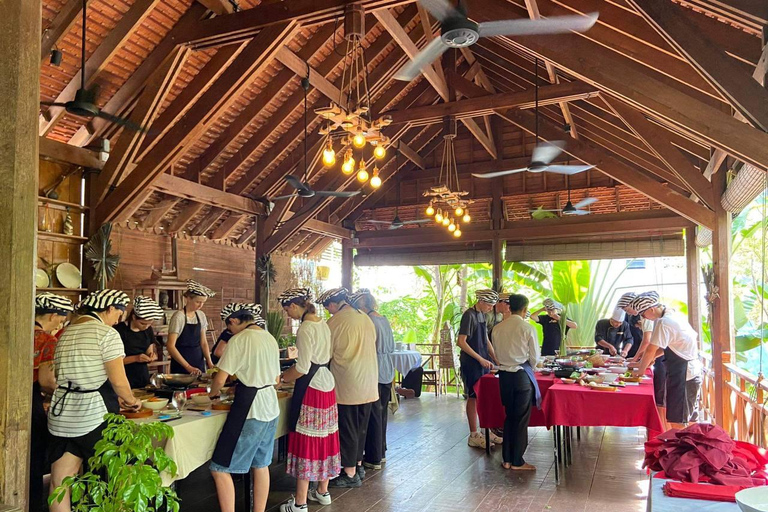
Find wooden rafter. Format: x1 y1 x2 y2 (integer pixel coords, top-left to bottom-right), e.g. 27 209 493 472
39 136 103 169
303 219 353 239
168 202 206 233
211 214 244 240
192 208 226 236
196 0 234 15
151 174 266 216
40 0 93 63
141 197 179 229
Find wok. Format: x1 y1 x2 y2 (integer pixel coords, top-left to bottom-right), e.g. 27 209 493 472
154 373 197 387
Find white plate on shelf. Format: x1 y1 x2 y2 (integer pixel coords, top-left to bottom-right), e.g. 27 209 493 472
56 262 81 289
35 269 49 288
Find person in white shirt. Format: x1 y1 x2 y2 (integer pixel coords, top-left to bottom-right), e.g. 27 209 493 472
277 288 340 512
208 303 280 512
490 294 540 471
631 292 701 429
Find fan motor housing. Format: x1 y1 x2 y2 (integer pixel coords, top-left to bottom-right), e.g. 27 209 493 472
528 162 548 173
441 18 479 48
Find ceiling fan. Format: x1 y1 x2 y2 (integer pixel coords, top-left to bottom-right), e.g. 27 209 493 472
395 0 598 82
40 0 145 132
362 209 432 229
532 190 598 217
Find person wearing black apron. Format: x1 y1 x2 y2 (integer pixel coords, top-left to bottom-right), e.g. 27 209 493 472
115 296 164 389
47 289 141 512
276 288 340 512
631 291 700 430
594 308 633 357
208 303 280 512
529 298 578 356
167 280 215 375
31 293 73 512
457 289 500 450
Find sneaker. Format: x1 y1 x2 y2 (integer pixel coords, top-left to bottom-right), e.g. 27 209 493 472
328 472 362 488
381 457 387 464
357 464 366 481
489 432 503 445
363 461 382 470
308 489 332 506
280 497 307 512
467 432 487 449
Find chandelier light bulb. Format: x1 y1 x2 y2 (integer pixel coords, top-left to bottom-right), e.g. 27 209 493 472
425 204 435 216
448 221 456 232
454 228 462 238
341 158 354 175
442 216 450 227
370 167 382 188
322 140 336 167
455 207 464 216
357 161 369 182
373 144 386 159
435 209 443 223
463 213 471 223
352 131 366 149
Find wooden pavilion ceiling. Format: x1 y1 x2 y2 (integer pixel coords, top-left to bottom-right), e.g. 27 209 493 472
38 0 767 256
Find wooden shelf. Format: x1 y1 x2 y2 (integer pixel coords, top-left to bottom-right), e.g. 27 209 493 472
37 196 88 211
37 231 87 242
36 287 87 293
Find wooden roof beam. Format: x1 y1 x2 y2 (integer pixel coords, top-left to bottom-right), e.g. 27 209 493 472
236 222 257 245
671 0 767 36
40 0 93 63
197 0 234 15
140 197 179 229
191 208 227 236
211 214 245 240
39 0 162 136
39 136 104 169
152 174 266 216
303 219 353 239
168 202 206 233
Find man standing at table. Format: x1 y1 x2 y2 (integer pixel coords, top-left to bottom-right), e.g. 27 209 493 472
458 289 500 449
318 287 378 488
491 294 540 471
594 308 634 357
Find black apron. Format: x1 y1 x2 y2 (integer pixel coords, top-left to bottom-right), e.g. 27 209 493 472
171 310 205 374
288 362 330 432
663 347 690 423
211 382 271 467
50 379 120 419
459 308 491 387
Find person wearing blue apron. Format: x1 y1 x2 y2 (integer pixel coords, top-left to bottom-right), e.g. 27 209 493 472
491 294 541 471
457 289 500 450
47 290 141 512
167 280 215 375
208 303 280 512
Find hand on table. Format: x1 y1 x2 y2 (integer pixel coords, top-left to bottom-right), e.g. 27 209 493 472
478 358 494 370
631 368 644 378
186 366 203 376
607 346 618 356
120 396 141 411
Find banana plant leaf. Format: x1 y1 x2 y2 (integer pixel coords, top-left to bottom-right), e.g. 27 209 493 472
551 260 590 306
84 223 120 290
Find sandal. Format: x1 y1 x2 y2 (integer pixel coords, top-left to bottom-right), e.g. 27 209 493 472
510 463 537 471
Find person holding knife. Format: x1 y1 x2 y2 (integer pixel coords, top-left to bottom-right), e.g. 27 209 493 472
167 280 215 375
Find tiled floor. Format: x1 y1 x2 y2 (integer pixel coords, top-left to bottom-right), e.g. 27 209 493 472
179 394 650 512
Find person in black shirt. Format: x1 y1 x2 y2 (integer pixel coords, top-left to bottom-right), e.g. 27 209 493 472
115 296 164 389
528 298 577 356
594 308 633 357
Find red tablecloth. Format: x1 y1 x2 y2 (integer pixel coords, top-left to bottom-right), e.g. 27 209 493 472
475 372 663 434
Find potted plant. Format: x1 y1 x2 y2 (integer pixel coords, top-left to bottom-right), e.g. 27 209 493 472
49 413 179 512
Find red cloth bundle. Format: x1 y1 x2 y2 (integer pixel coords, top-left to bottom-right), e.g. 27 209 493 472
663 481 745 502
644 423 768 487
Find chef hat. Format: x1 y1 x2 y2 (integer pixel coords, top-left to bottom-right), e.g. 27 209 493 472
186 280 216 297
476 289 499 304
629 291 661 315
79 289 130 311
611 307 626 323
316 287 348 306
543 298 564 312
35 292 74 316
616 292 637 314
220 302 263 322
277 287 312 307
131 296 164 321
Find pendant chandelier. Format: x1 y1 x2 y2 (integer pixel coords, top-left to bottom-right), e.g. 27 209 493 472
423 117 472 237
317 4 392 189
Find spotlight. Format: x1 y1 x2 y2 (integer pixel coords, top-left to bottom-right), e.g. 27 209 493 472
50 49 63 66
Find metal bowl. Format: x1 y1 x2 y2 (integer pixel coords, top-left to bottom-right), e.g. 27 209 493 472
156 373 197 387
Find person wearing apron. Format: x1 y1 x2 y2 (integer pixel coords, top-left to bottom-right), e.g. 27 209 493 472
630 291 701 429
212 309 268 365
457 289 500 450
48 289 141 512
167 280 215 375
30 293 73 512
276 288 340 512
529 298 578 356
208 303 280 512
115 296 164 389
492 294 541 471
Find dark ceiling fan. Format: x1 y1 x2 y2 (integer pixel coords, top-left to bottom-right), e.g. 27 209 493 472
40 0 145 132
532 193 598 216
362 209 432 229
395 0 598 82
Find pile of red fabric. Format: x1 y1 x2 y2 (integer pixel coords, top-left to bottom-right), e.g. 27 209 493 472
644 423 768 487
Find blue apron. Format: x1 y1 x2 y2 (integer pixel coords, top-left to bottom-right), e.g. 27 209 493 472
171 310 205 374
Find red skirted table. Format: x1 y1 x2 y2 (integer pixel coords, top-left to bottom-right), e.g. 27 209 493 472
474 373 555 429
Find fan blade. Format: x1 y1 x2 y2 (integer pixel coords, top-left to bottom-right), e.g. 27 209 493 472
284 174 313 195
570 209 591 215
419 0 462 21
472 167 528 179
388 224 404 230
401 219 433 224
95 111 147 132
270 194 300 201
573 197 598 209
314 190 361 198
477 12 598 38
531 141 565 165
545 164 595 175
40 101 70 107
364 220 394 224
394 37 450 81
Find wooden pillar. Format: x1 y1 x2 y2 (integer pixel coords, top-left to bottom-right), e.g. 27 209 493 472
685 228 701 339
491 176 504 289
492 236 503 290
711 166 732 427
254 215 265 307
341 239 353 291
0 1 40 509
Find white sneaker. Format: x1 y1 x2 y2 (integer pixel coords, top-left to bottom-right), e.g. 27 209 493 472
280 497 307 512
467 433 487 449
489 432 503 445
308 489 332 506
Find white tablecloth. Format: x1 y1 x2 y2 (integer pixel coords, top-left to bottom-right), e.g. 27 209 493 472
647 476 740 512
390 350 422 376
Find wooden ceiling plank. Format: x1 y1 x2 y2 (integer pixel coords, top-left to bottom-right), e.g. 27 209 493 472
196 0 234 15
152 174 266 215
308 237 334 258
628 0 768 132
603 95 715 208
94 47 190 205
168 202 206 233
40 0 94 63
94 22 296 225
68 4 208 147
39 0 162 136
211 214 245 239
463 0 768 171
670 0 766 35
236 223 257 245
141 197 179 229
191 208 226 236
303 218 353 239
38 136 104 169
293 233 322 255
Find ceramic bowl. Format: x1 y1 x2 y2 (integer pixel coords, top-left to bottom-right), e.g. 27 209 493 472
602 373 620 384
190 393 212 406
736 487 768 512
142 398 169 411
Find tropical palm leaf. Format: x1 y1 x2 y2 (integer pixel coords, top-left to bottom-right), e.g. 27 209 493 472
84 223 120 290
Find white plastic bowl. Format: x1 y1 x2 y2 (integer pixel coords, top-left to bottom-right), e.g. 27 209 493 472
737 487 768 512
602 373 620 384
190 393 212 406
142 398 168 411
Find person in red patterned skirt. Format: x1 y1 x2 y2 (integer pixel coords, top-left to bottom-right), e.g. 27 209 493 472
277 288 341 512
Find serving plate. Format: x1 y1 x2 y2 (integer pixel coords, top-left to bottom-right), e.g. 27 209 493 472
35 269 50 288
56 262 81 289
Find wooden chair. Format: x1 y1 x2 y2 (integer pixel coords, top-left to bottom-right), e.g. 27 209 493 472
417 342 440 394
438 323 462 397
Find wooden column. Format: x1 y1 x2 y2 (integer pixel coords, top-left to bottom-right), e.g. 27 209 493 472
685 228 701 339
711 166 732 427
0 1 39 510
254 215 266 307
492 236 503 290
341 239 353 292
491 176 504 289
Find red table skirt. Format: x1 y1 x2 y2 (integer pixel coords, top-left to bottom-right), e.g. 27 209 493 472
474 372 663 433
